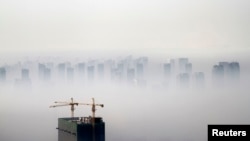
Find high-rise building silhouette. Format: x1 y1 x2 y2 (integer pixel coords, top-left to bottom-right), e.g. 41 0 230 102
213 61 240 86
67 67 74 82
163 63 171 78
185 63 192 74
228 62 240 80
39 63 46 80
44 67 51 81
58 63 66 80
117 63 124 80
22 69 30 81
177 73 190 88
97 64 104 79
170 59 175 70
87 66 95 81
127 68 135 83
212 64 224 87
193 72 205 88
39 63 51 81
178 58 188 73
0 67 6 82
77 63 85 81
136 63 144 79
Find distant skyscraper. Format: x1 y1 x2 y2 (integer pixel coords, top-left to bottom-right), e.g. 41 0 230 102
212 64 224 87
88 66 95 81
228 62 240 80
193 72 205 88
110 67 122 82
136 63 144 79
178 58 188 73
162 63 171 87
163 63 171 78
110 68 116 80
219 62 230 77
117 63 124 79
213 61 240 86
97 64 104 79
78 63 85 81
58 63 66 79
39 63 51 81
185 63 192 74
44 68 51 81
177 73 190 88
219 62 229 69
127 68 135 83
21 69 30 81
0 67 6 82
170 59 175 73
39 63 46 80
67 67 74 82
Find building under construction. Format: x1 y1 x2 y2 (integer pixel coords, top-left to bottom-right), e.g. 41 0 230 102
57 117 105 141
50 98 105 141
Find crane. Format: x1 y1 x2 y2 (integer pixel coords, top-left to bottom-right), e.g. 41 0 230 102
49 97 104 119
79 98 104 119
49 97 80 118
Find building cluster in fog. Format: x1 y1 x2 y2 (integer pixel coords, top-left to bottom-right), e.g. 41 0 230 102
0 56 240 88
212 61 240 87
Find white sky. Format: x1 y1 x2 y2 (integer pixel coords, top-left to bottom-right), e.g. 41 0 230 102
0 0 250 55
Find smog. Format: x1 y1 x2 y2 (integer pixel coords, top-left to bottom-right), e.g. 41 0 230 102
0 53 250 141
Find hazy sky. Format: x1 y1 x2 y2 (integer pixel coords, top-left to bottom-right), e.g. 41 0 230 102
0 0 250 55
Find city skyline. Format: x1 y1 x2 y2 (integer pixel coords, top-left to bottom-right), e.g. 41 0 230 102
0 56 242 89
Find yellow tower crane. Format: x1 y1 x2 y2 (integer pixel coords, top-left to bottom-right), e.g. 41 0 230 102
49 97 80 118
79 98 104 119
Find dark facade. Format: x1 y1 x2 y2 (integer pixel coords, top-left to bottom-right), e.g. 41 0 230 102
58 117 105 141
